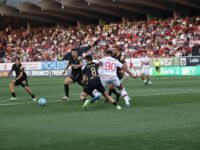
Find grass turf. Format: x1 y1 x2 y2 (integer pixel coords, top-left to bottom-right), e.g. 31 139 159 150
0 76 200 150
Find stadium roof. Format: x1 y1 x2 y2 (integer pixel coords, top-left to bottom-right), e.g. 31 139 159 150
0 0 200 24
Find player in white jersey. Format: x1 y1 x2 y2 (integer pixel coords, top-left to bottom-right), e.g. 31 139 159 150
140 51 152 86
99 50 136 107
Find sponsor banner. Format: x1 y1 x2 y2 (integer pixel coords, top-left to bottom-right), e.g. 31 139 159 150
180 58 187 66
0 61 67 71
0 62 41 71
41 61 67 70
27 70 65 77
151 66 200 76
128 67 153 76
126 58 143 67
0 63 13 71
1 66 200 77
127 58 174 67
153 58 173 66
22 62 41 70
180 57 200 66
0 71 9 77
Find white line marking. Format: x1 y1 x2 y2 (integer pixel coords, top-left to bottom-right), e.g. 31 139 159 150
0 90 199 107
135 90 200 97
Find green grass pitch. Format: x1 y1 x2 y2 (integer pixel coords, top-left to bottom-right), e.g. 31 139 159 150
0 76 200 150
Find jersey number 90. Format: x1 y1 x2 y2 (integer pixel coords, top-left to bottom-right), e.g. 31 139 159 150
105 62 116 71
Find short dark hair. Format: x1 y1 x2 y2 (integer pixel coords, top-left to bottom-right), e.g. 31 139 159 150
85 55 93 61
71 49 77 52
15 57 20 61
105 50 112 56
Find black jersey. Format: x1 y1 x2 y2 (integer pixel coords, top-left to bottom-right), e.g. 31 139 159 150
11 64 27 79
113 53 126 64
113 53 125 79
83 62 99 80
68 56 82 76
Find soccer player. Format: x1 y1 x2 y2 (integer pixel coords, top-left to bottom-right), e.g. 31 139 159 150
140 51 152 86
62 49 84 100
99 50 136 107
8 58 37 101
107 45 128 102
155 59 161 75
80 55 121 110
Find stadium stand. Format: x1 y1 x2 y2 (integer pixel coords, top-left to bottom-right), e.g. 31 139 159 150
0 0 200 62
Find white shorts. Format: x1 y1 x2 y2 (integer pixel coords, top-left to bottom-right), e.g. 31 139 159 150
141 68 150 76
100 76 121 88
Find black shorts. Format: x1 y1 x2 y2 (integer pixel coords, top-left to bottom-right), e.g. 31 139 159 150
69 73 83 86
15 79 29 87
83 77 105 96
156 66 160 71
117 72 123 80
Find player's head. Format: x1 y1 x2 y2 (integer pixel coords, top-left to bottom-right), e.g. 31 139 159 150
105 50 112 56
71 49 78 58
112 45 120 55
15 57 21 65
85 55 93 62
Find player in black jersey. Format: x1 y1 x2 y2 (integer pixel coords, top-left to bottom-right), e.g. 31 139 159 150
7 58 36 101
80 55 121 110
62 49 84 100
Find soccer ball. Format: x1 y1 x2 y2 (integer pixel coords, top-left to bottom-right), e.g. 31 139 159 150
38 97 47 106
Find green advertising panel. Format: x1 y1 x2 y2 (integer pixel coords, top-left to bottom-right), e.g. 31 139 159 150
151 66 200 76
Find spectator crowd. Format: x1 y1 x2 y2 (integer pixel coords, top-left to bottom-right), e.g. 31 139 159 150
0 16 200 62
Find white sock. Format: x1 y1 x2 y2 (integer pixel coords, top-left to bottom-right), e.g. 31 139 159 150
120 88 130 105
92 90 101 97
148 80 152 84
124 96 130 105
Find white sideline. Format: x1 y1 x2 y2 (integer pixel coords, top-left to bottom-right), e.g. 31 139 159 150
0 90 199 107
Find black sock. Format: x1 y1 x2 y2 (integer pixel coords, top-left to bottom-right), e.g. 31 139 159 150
108 89 113 96
112 101 117 106
81 98 87 102
112 88 119 96
31 94 35 99
64 84 69 97
11 92 16 98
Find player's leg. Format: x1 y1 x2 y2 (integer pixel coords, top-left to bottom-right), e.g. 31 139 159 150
114 78 131 107
102 93 121 110
23 80 37 101
140 68 147 85
9 80 17 100
81 80 97 109
108 83 120 102
118 85 131 107
158 66 160 75
141 73 148 86
145 69 152 85
62 76 73 100
80 91 90 109
96 79 121 110
90 89 101 103
146 75 152 85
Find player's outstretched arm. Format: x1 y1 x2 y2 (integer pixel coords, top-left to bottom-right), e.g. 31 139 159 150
63 62 71 75
122 64 137 79
16 72 23 81
15 66 24 80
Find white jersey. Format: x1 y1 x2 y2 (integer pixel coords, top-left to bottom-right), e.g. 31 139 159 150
99 56 123 77
140 56 150 75
141 56 150 69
